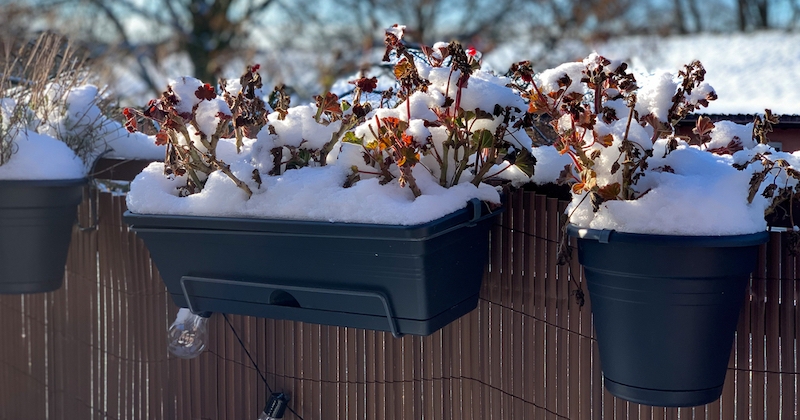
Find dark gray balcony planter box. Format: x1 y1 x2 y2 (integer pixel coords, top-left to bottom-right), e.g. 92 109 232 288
124 199 501 337
568 224 769 407
0 179 85 293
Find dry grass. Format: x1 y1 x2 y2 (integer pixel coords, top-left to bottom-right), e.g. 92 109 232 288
0 31 105 166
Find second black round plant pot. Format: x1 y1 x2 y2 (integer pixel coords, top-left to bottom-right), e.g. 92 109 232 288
568 225 769 407
0 179 85 293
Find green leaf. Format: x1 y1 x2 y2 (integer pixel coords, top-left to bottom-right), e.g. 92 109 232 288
513 148 536 177
343 132 362 145
472 129 494 149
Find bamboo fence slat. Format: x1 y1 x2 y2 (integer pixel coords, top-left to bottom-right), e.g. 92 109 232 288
0 189 798 419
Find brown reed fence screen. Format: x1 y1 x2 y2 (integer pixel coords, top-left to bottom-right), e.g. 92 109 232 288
0 186 798 419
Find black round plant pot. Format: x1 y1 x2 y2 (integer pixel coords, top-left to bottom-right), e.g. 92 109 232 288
0 179 85 293
568 224 769 407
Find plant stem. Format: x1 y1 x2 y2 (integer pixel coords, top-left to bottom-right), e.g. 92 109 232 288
472 142 497 187
621 100 637 200
320 117 356 166
399 164 422 198
212 160 253 198
439 133 452 187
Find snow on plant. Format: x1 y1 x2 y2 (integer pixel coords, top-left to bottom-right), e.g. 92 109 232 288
125 24 535 217
1 33 103 179
0 33 162 181
123 76 254 197
340 25 536 197
509 54 800 238
0 33 87 170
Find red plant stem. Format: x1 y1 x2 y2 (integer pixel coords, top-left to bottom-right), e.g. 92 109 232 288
594 84 602 115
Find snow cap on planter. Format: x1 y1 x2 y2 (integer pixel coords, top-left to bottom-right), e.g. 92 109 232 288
508 53 800 235
125 25 539 224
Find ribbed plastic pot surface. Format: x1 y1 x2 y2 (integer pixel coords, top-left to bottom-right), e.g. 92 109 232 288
568 225 769 407
0 179 85 293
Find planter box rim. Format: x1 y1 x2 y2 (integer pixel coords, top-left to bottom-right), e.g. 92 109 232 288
567 223 769 247
125 198 502 241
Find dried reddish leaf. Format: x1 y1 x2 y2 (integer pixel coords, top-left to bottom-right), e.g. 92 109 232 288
694 116 715 135
195 83 217 101
353 77 378 93
597 133 614 147
707 137 744 155
394 59 416 81
597 183 621 201
314 92 342 118
155 132 169 146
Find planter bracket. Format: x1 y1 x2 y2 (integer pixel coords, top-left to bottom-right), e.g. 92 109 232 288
180 276 405 338
78 182 100 232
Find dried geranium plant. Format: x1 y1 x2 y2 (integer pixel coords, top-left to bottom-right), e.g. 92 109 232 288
125 78 254 197
340 24 535 198
126 24 535 203
124 63 383 197
515 55 716 209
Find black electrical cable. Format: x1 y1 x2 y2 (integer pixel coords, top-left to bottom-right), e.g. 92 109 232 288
493 222 586 306
223 314 305 419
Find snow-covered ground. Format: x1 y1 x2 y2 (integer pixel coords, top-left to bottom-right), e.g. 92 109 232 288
486 30 800 115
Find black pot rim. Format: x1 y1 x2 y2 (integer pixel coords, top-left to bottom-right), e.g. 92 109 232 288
0 178 87 187
567 223 770 247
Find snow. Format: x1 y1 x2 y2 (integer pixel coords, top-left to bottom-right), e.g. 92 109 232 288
194 98 231 138
486 30 800 116
169 77 204 116
386 24 406 39
105 131 163 160
563 115 800 236
127 156 500 225
0 130 85 180
263 105 342 150
635 72 678 122
536 61 586 96
531 147 573 185
39 84 164 162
